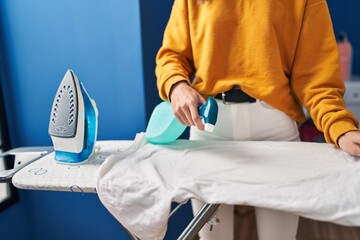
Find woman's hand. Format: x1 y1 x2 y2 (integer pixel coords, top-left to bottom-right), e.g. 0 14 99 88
338 130 360 157
169 81 206 130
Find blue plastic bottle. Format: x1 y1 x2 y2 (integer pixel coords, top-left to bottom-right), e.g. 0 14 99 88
145 97 218 144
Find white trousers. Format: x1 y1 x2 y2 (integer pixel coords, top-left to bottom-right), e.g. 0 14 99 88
190 99 300 240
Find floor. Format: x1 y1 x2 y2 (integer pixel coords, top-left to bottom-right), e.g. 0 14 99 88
233 206 360 240
297 217 360 240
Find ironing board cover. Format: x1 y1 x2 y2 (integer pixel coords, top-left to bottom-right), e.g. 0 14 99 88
12 141 133 192
97 133 360 240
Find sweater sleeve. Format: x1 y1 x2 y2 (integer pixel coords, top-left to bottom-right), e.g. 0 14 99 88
291 0 358 145
155 0 195 101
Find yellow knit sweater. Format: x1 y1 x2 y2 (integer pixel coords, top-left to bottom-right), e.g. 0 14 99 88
155 0 358 145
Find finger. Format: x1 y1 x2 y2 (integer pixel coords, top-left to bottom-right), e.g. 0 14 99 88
349 142 360 156
174 110 190 126
198 95 206 105
179 98 199 126
188 95 206 127
171 101 191 126
174 113 186 126
350 133 360 145
189 105 204 130
341 139 360 157
182 106 196 126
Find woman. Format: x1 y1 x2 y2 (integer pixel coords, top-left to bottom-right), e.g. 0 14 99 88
156 0 360 239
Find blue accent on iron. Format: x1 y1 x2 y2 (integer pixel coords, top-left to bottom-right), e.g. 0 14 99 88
54 82 97 164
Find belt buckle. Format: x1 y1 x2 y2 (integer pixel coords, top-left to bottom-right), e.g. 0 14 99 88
221 92 229 105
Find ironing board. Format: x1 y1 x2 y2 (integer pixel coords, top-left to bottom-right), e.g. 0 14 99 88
9 141 132 192
3 138 360 240
0 141 217 240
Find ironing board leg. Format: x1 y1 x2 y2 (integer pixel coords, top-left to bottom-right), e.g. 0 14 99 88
119 223 140 240
177 203 220 240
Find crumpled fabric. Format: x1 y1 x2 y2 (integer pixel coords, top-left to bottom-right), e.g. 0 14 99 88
96 133 360 240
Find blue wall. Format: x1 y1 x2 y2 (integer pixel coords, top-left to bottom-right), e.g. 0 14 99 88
140 0 172 120
0 0 145 147
1 0 360 240
0 0 145 239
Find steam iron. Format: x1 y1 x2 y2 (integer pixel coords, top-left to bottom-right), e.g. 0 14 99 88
48 69 98 164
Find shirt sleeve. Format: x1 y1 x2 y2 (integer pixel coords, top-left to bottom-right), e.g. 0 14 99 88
155 0 195 101
290 0 358 145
